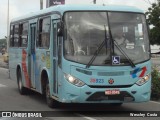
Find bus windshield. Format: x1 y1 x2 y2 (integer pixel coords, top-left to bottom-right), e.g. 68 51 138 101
64 12 150 66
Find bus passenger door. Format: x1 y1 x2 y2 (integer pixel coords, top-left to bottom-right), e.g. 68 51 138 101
29 23 37 88
52 20 59 95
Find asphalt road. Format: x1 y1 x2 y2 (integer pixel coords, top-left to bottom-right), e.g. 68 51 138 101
0 59 160 120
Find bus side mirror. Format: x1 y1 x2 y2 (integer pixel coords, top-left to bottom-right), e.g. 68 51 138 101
57 21 64 36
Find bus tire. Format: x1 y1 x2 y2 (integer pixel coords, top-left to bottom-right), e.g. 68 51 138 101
17 69 26 95
46 82 59 108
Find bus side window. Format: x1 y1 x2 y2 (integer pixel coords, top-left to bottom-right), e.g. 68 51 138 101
38 19 42 47
38 17 51 48
14 24 19 47
10 25 14 47
21 22 28 47
53 23 57 57
19 24 22 47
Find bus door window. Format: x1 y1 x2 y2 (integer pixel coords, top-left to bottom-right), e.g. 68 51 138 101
38 17 51 48
58 38 62 68
31 24 36 54
57 21 63 68
30 23 37 88
53 23 57 57
53 21 58 94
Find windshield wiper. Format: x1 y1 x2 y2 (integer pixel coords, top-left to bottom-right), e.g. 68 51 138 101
86 24 135 68
86 25 108 68
112 39 136 68
86 40 105 68
105 12 135 68
104 11 136 67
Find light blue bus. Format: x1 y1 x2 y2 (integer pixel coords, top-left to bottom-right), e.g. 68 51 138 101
9 5 151 108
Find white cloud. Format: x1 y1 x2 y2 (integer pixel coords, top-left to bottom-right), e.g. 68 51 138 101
0 2 8 39
107 0 151 11
66 0 154 10
9 0 40 18
0 0 40 38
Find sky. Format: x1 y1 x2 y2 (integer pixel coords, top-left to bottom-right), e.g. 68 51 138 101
0 0 157 39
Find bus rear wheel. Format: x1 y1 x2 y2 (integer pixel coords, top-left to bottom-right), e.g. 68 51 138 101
17 69 26 95
46 82 59 108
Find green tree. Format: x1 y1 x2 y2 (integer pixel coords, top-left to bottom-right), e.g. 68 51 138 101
0 38 7 47
145 0 160 45
151 67 160 100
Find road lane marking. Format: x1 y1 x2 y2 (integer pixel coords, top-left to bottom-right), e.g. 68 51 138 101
0 84 7 87
150 101 160 105
75 113 97 120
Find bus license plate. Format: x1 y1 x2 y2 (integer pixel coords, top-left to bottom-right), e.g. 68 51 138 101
105 90 120 95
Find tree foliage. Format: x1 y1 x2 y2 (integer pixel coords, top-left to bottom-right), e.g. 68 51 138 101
0 38 7 47
151 66 160 100
145 0 160 45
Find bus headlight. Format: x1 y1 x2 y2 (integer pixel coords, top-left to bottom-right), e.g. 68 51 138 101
136 74 150 86
64 74 85 87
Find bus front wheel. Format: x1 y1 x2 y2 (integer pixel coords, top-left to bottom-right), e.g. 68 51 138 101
17 69 26 95
46 82 59 108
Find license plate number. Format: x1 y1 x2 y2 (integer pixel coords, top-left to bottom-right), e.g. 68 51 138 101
105 90 120 95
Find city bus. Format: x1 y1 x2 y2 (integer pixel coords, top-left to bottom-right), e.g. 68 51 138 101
9 5 151 108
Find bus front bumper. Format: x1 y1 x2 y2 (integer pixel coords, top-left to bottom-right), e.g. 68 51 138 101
59 79 151 103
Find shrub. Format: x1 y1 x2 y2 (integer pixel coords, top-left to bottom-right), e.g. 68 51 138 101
151 66 160 100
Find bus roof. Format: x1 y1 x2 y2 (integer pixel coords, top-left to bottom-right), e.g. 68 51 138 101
11 4 144 22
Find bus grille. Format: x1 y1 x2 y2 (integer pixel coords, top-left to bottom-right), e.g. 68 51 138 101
98 71 124 76
86 91 135 102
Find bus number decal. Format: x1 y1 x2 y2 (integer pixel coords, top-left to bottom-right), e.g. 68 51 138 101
90 78 104 83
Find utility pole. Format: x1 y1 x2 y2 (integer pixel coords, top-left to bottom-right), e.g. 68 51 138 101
40 0 43 10
7 0 9 52
93 0 96 4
